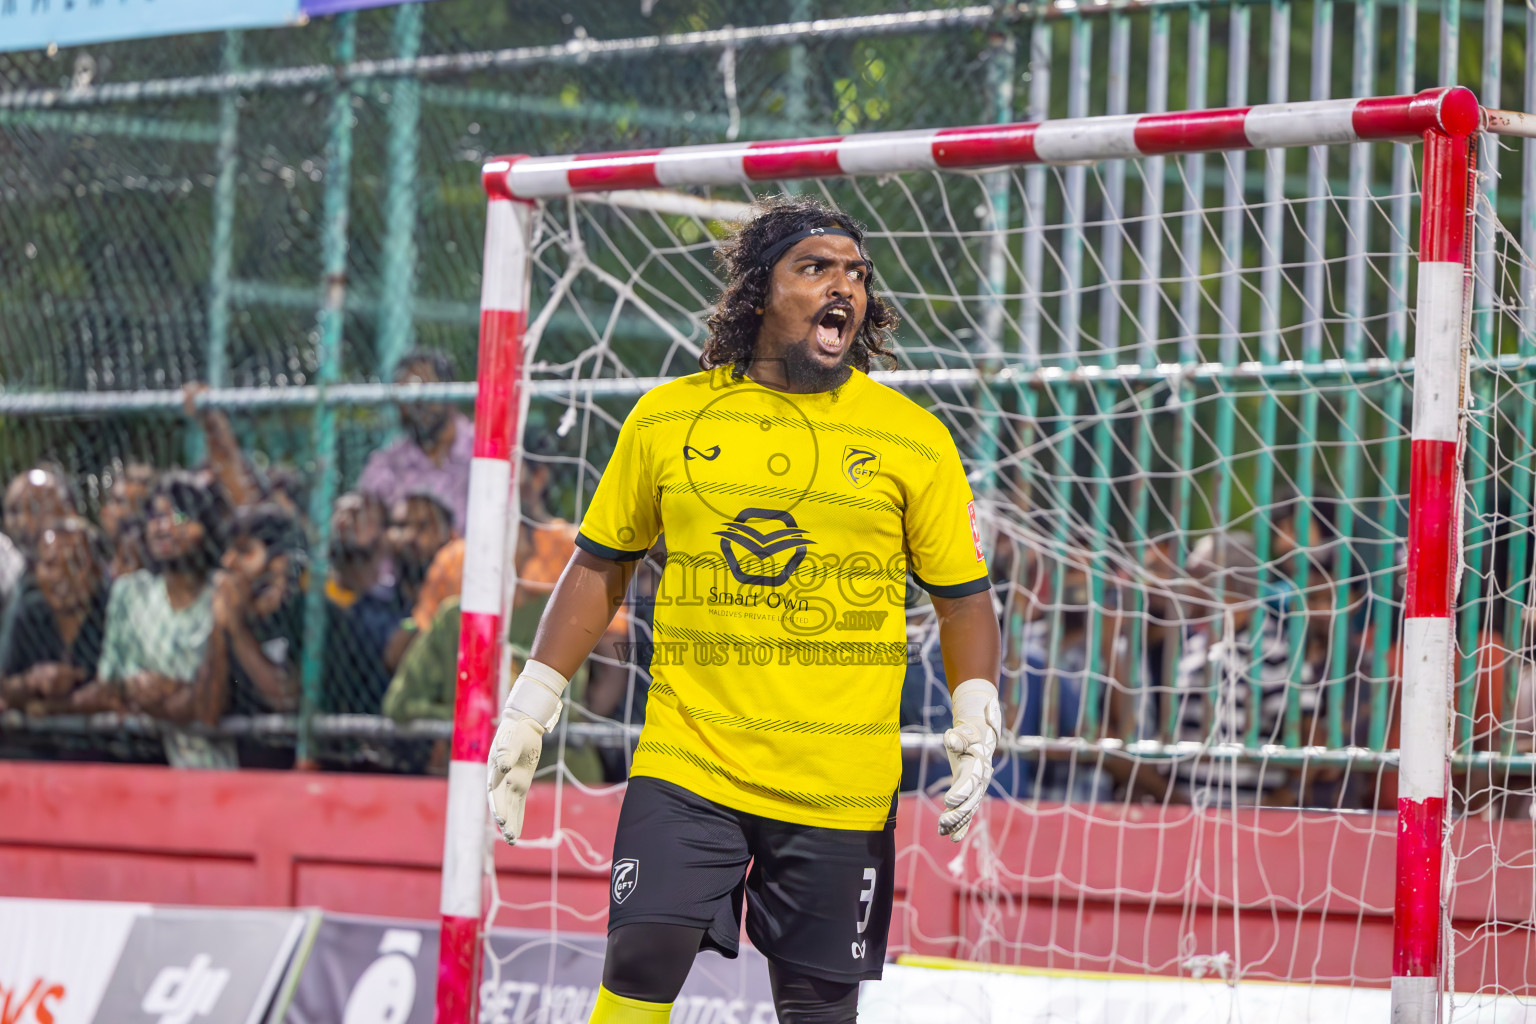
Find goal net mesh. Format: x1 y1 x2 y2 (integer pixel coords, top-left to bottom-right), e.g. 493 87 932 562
480 134 1536 1006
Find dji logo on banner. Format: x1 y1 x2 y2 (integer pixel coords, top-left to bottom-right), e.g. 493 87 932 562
140 954 230 1024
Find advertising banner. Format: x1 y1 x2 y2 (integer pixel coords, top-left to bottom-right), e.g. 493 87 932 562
0 0 303 56
92 908 309 1024
0 899 146 1024
859 962 1536 1024
284 918 434 1024
285 917 776 1024
301 0 435 16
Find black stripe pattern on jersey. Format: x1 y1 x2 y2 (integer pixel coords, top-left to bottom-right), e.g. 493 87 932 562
636 741 894 810
650 681 899 737
633 408 941 463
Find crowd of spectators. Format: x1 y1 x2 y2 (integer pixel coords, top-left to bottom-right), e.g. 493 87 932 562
1 352 1530 816
0 348 629 776
978 486 1536 817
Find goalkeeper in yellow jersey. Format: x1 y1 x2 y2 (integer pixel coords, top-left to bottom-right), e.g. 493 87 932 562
488 196 1002 1022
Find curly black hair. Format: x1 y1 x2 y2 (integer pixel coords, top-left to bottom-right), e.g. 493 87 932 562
149 470 229 573
701 196 899 379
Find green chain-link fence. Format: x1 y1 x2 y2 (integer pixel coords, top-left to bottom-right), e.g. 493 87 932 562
3 0 1535 783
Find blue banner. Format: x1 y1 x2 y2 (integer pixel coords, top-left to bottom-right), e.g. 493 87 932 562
0 0 303 55
302 0 432 15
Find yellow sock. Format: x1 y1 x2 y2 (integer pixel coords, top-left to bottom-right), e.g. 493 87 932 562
588 985 674 1024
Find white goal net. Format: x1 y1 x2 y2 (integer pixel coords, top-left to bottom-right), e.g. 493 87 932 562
448 91 1536 1022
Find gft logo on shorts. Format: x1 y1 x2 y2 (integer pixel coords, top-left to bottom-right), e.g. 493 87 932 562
715 508 814 587
612 858 640 904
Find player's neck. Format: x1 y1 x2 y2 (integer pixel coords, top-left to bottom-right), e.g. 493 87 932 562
744 354 852 395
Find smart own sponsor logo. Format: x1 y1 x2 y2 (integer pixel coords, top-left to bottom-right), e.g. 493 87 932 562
713 508 814 589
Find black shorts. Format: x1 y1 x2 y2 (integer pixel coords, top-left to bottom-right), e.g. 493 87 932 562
607 776 897 983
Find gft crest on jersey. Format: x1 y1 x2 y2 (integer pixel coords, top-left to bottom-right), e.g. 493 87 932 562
842 445 881 489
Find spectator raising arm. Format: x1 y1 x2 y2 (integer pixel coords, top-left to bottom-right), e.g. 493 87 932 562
183 383 261 509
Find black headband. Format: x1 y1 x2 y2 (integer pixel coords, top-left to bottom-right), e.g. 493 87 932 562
756 225 866 272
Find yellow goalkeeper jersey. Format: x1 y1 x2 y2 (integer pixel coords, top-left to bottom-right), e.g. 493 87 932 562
576 366 990 830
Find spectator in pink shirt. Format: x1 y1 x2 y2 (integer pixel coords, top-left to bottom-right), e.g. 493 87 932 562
357 350 473 532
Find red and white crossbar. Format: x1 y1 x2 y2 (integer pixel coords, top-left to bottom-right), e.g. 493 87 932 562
482 86 1478 199
440 85 1484 1024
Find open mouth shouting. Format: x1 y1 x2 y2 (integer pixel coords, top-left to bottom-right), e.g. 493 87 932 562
814 301 854 356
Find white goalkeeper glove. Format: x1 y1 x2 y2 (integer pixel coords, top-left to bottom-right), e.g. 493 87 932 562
940 678 1003 842
487 659 568 845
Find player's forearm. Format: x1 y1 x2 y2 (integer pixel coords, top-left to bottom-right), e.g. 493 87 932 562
527 549 635 680
932 591 1001 692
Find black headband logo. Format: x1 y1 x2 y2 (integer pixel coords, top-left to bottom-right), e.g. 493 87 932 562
756 225 869 273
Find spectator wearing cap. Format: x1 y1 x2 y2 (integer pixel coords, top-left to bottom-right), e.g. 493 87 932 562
3 465 77 564
88 472 233 768
0 518 110 715
1 465 82 700
357 349 473 532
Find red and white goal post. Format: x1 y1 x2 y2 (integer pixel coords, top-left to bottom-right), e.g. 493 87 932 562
436 86 1536 1022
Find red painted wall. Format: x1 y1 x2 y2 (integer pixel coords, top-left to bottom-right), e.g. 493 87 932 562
1 762 1529 991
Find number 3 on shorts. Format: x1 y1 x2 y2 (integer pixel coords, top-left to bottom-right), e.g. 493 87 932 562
852 866 877 960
